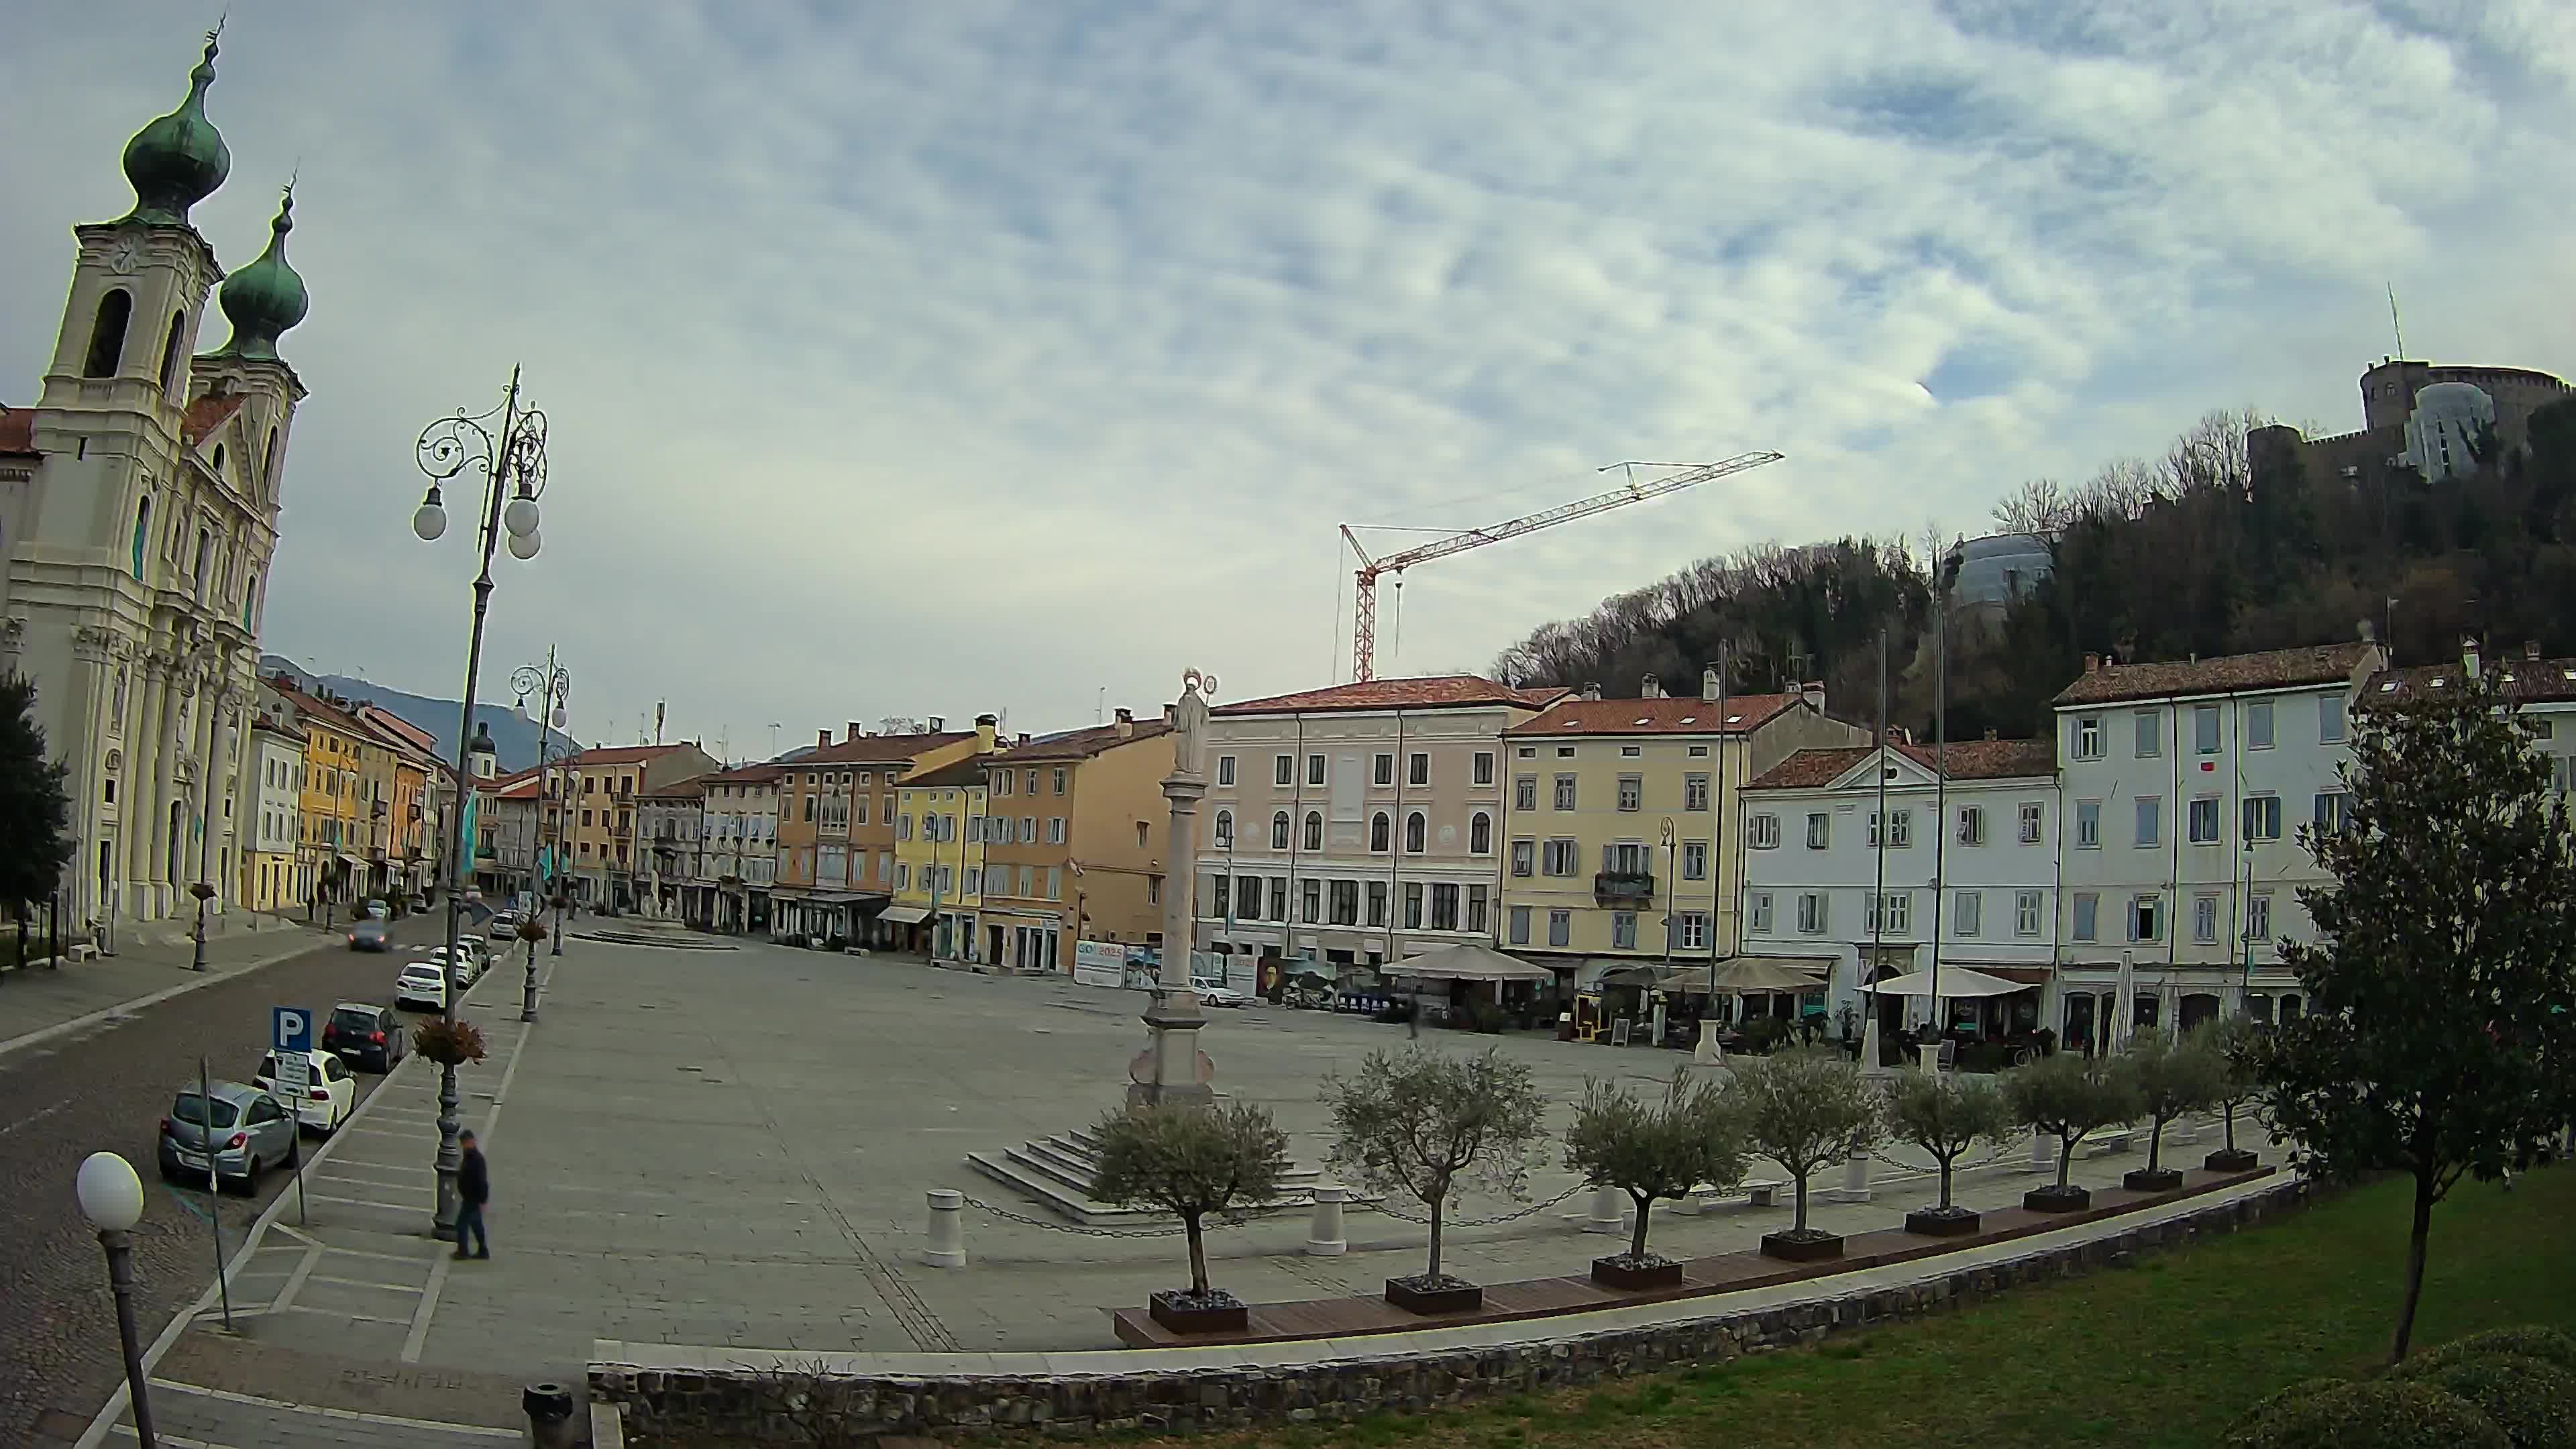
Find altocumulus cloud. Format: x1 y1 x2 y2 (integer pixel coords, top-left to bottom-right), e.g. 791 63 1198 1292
3 0 2571 747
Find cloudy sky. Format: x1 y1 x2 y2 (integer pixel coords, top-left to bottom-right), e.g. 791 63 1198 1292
7 1 2572 755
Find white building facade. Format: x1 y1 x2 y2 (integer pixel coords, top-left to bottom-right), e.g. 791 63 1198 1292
1192 676 1564 976
240 718 303 912
699 762 780 934
0 34 309 940
1740 738 2061 1036
2051 641 2382 1046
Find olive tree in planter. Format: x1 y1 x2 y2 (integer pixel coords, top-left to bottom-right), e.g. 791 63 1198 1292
1323 1045 1549 1314
2195 1017 2265 1172
1886 1069 2015 1236
2121 1030 2225 1191
1729 1048 1882 1262
1562 1067 1746 1289
1089 1102 1291 1334
2004 1049 2141 1212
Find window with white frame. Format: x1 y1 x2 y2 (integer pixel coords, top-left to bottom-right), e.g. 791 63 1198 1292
1553 774 1577 810
2076 799 2100 848
1274 754 1293 786
1511 839 1535 876
1957 806 1984 845
2074 714 2104 759
2312 791 2350 834
2134 710 2161 758
1370 811 1391 851
2320 694 2347 743
2190 796 2221 844
1409 753 1430 787
1271 811 1290 849
1955 890 1981 936
1869 809 1911 847
1472 751 1494 786
1682 841 1707 879
1304 810 1324 851
1748 891 1773 933
2246 890 2273 945
1469 812 1492 854
1684 774 1710 810
1401 881 1421 928
1404 811 1425 852
1373 753 1395 786
2129 893 2163 942
2015 890 2043 936
2194 704 2221 754
2193 893 2219 945
1806 812 1830 849
1307 754 1326 786
1548 909 1571 947
2242 794 2283 842
2246 700 2275 750
1617 774 1643 811
1542 838 1578 875
1048 817 1066 844
1796 891 1827 934
1676 912 1709 950
1611 910 1637 949
1748 813 1779 849
1216 755 1235 786
1515 775 1537 810
2135 796 2161 848
1213 810 1232 848
1509 905 1532 945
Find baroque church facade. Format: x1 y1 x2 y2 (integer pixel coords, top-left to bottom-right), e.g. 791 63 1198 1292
0 31 311 939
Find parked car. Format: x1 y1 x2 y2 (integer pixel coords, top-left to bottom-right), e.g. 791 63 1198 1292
321 1001 406 1072
394 961 449 1012
158 1081 298 1193
423 942 488 983
348 920 390 952
488 911 521 943
254 1049 356 1135
1195 985 1254 1009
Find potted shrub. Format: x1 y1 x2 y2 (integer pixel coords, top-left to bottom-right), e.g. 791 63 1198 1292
2004 1050 2141 1212
1729 1048 1883 1261
1886 1069 2014 1236
1323 1045 1548 1314
1089 1102 1290 1334
1562 1068 1746 1289
411 1017 488 1067
2121 1030 2224 1191
2196 1018 2265 1172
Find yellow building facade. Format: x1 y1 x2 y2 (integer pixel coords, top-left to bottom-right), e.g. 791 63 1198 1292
1499 678 1865 979
296 707 366 906
894 753 990 961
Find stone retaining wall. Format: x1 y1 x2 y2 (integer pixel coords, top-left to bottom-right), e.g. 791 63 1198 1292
594 1178 2310 1442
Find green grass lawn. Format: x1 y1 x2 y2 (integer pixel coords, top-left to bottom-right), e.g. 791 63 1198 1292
1140 1165 2574 1449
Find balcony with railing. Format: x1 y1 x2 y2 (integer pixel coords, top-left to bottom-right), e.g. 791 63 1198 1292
1593 871 1655 904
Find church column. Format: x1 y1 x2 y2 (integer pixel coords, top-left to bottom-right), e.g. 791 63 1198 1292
64 628 115 927
151 661 191 917
126 655 170 916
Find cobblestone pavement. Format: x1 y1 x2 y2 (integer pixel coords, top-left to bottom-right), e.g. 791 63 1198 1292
1 912 461 1446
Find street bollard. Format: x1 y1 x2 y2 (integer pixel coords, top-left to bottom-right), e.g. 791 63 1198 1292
2021 1130 2054 1175
1582 1184 1625 1234
1824 1152 1872 1203
522 1382 577 1448
2167 1115 2204 1146
1304 1185 1348 1256
922 1189 967 1268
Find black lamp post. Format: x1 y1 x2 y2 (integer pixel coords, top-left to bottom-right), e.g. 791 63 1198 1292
410 368 549 1241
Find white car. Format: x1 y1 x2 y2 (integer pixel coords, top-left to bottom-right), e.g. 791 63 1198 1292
395 961 449 1011
424 943 486 987
253 1049 356 1135
1194 985 1254 1009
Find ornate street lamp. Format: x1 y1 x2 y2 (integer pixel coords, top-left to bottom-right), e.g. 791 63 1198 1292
410 368 548 1242
512 650 572 1009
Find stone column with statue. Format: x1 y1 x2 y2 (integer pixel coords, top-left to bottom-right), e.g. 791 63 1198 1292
1128 669 1219 1109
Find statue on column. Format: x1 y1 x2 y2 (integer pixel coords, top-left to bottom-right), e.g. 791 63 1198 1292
1169 668 1215 781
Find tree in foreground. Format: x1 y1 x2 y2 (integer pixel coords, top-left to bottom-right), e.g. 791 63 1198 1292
2196 1016 2268 1171
2255 667 2576 1364
0 674 76 965
2005 1049 2142 1211
1884 1069 2015 1236
1089 1102 1289 1329
1727 1047 1882 1260
2121 1029 2226 1190
1323 1046 1548 1311
1562 1067 1746 1285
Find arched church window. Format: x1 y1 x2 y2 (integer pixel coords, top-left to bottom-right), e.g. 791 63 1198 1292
85 289 132 378
158 311 186 392
262 427 279 495
212 443 225 477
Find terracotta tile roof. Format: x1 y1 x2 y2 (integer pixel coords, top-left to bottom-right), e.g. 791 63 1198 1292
1213 676 1568 717
1507 694 1803 737
792 731 974 765
490 771 544 800
2051 643 2377 707
701 762 786 784
996 718 1173 761
570 743 691 767
0 407 34 456
902 755 994 790
638 775 709 799
2370 656 2576 706
181 394 247 446
1747 737 2055 791
262 677 366 735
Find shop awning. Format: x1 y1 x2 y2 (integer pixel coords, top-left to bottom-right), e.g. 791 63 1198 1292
1862 966 2029 998
1952 963 2052 985
1588 960 1712 992
1391 943 1552 982
878 905 932 925
1702 956 1832 994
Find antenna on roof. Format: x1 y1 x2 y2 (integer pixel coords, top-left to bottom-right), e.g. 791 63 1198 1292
2387 283 2406 359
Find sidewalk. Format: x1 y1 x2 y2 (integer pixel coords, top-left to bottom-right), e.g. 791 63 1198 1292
0 912 342 1060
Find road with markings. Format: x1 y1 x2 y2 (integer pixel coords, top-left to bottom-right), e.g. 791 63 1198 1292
0 916 464 1444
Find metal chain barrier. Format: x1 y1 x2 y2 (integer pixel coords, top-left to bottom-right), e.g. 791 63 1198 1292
957 1194 1194 1238
1371 1183 1586 1228
1868 1128 2033 1175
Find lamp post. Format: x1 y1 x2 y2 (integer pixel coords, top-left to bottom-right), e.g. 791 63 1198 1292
513 651 572 971
188 716 234 972
76 1150 157 1448
411 367 549 1242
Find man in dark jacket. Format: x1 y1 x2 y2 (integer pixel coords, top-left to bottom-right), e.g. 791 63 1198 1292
455 1130 491 1259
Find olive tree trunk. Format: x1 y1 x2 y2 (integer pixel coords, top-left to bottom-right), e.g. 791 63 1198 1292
1184 1212 1210 1295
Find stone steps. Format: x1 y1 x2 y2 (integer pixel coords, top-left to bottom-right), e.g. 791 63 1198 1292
965 1128 1342 1226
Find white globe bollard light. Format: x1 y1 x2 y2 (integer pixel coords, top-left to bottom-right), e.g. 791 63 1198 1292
76 1151 157 1448
1304 1185 1348 1256
1824 1150 1872 1203
922 1189 967 1268
1582 1183 1625 1234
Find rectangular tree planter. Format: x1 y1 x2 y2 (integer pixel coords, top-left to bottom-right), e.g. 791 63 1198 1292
1384 1276 1483 1315
2023 1184 2092 1213
2204 1148 2260 1173
1759 1231 1845 1263
1591 1254 1685 1291
2123 1167 2185 1193
1148 1290 1248 1335
1904 1207 1982 1238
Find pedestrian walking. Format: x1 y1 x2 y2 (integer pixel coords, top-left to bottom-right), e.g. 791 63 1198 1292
455 1130 491 1259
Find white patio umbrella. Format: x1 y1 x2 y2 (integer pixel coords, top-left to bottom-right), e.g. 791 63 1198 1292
1858 965 2027 998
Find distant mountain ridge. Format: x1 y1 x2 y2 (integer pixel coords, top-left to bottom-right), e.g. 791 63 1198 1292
259 655 584 774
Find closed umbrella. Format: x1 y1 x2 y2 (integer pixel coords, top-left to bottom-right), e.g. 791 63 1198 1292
2114 952 2135 1053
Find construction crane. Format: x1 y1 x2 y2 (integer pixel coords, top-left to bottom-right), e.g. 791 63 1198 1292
1339 451 1784 681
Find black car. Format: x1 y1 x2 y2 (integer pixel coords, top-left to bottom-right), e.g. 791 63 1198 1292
321 1001 406 1072
348 920 390 952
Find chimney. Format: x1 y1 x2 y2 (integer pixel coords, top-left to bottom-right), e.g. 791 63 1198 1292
2083 652 2100 674
2357 619 2375 644
1582 681 1603 702
1642 673 1662 699
818 728 831 749
847 721 863 742
1802 680 1825 713
2526 641 2542 661
927 716 945 733
2462 635 2480 678
1114 706 1134 738
975 713 998 753
1017 732 1031 746
1701 666 1721 702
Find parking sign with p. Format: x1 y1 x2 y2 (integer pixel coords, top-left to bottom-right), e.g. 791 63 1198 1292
271 1006 313 1104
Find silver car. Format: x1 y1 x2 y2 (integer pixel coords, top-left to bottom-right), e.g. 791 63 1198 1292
157 1081 299 1193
